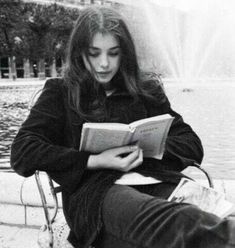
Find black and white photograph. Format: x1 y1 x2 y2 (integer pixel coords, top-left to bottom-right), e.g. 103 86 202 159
1 0 235 247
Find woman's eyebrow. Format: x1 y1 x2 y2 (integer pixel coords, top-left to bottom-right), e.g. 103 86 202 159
88 46 120 50
88 47 99 50
109 46 121 50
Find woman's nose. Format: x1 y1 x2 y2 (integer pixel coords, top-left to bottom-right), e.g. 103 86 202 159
100 54 109 69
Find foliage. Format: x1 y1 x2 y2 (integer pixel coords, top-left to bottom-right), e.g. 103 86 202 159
0 0 80 64
0 0 24 57
22 2 80 62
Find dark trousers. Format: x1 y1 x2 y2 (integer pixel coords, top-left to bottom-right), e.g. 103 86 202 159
97 183 235 248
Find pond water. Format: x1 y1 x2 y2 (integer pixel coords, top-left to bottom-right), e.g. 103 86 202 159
165 81 235 179
0 85 42 169
1 81 235 179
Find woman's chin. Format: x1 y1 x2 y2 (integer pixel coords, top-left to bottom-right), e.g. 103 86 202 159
96 77 114 89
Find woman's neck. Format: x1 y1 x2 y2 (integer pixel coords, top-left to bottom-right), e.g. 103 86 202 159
101 80 116 96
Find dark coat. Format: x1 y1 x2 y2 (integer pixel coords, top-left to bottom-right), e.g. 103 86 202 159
11 77 203 247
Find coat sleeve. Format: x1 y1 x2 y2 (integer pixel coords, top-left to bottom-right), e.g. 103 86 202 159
143 79 204 172
10 78 90 193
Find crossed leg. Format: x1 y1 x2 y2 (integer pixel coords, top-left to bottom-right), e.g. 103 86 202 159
99 184 235 248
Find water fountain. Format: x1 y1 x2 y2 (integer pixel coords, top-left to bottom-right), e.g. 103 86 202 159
114 0 235 179
115 0 235 82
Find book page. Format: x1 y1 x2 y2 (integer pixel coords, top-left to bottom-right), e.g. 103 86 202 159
130 115 174 159
168 178 235 218
79 115 173 156
82 122 128 130
80 126 131 153
115 172 162 185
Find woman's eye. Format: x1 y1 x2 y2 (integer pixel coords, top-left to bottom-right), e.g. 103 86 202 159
109 51 120 57
87 50 120 57
88 52 99 57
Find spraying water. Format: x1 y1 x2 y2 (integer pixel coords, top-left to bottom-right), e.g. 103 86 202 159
115 0 235 81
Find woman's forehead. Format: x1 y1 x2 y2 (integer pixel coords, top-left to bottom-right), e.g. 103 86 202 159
89 32 119 49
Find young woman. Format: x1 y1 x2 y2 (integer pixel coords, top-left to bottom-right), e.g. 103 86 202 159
11 5 235 248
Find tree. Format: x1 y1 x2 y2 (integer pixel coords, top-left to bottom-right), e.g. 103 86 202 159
21 2 80 78
0 0 80 79
0 0 24 79
43 3 80 76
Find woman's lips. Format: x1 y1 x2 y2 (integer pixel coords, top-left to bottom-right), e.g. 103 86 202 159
97 71 111 76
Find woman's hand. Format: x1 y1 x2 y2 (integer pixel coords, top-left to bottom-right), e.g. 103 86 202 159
87 145 143 172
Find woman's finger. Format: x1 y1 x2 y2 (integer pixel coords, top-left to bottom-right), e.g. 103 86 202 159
121 149 140 167
127 149 143 171
109 145 139 156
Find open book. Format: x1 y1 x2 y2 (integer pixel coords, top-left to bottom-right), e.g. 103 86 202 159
168 178 235 218
79 114 174 159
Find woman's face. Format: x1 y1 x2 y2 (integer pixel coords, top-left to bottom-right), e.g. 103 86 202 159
82 32 121 89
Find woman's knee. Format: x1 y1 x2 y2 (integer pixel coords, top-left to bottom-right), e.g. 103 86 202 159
102 185 154 232
102 189 234 248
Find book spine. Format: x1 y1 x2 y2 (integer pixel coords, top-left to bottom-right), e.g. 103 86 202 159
123 129 135 146
79 127 89 151
158 118 174 159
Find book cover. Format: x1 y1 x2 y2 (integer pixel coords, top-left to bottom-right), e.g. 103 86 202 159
168 178 235 218
79 114 174 159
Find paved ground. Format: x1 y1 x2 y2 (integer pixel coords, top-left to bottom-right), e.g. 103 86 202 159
0 78 45 86
0 225 39 248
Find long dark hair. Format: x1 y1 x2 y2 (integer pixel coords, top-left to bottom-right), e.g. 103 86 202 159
64 6 161 121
